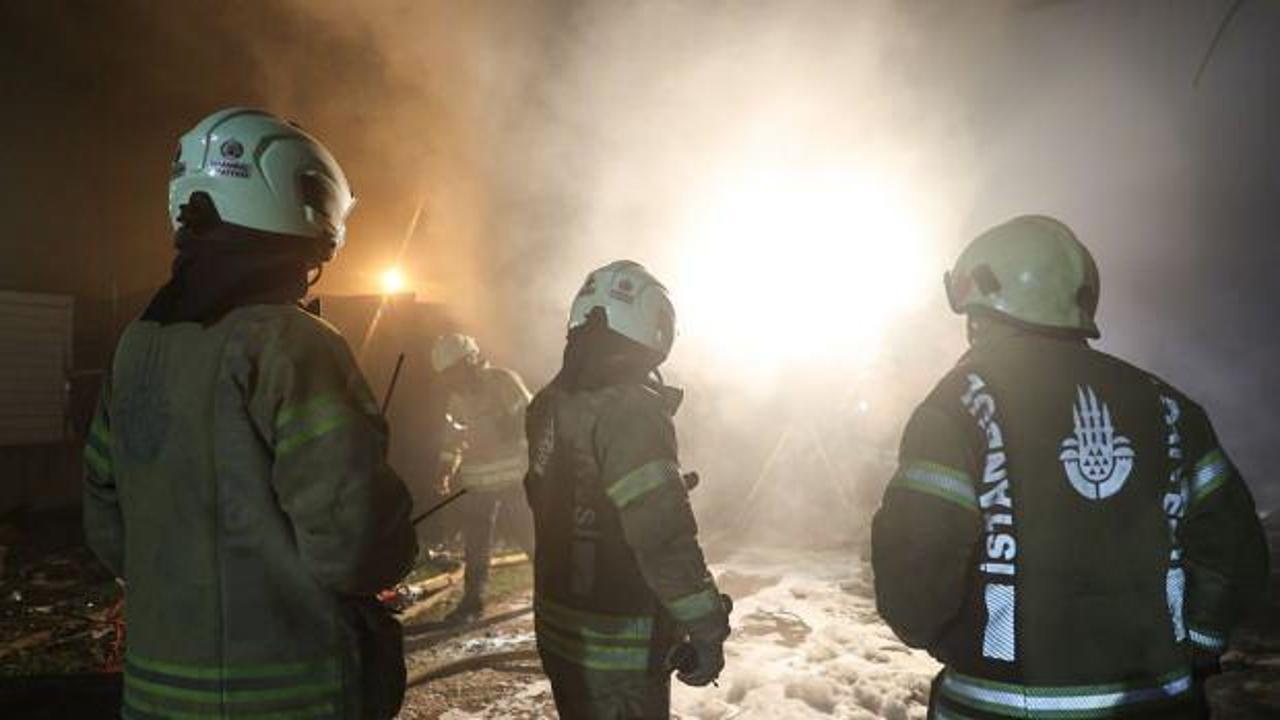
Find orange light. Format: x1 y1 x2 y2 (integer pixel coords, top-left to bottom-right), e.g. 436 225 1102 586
380 267 407 295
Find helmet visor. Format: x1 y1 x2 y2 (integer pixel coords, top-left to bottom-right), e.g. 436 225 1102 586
299 171 353 238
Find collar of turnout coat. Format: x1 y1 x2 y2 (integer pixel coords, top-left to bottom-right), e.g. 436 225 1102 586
142 223 311 326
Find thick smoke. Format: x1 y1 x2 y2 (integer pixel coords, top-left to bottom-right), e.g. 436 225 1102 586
2 1 1277 527
288 0 1280 526
267 0 1020 546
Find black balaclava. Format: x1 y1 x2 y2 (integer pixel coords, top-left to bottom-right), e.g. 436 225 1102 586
142 193 319 326
556 308 660 392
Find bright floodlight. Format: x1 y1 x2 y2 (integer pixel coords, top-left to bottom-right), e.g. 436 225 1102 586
672 166 933 379
380 267 407 295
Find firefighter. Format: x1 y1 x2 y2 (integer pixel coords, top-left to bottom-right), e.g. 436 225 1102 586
82 108 418 719
430 333 536 624
525 260 730 718
871 215 1269 719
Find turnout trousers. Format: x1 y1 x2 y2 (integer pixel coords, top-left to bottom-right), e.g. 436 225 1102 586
541 652 671 720
460 485 535 603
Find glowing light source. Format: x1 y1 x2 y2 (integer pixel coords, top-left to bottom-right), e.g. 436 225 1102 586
670 165 936 379
380 267 407 295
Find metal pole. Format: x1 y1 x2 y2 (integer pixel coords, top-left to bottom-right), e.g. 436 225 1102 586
411 488 468 527
381 352 406 416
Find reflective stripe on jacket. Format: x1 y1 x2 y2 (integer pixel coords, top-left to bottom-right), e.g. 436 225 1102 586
871 334 1268 719
524 380 726 675
449 366 530 492
83 304 418 719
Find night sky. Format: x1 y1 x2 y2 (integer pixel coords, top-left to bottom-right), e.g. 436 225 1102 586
1 1 1277 509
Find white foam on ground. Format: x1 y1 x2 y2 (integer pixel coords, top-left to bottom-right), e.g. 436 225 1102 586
460 631 537 655
445 548 939 718
673 548 939 719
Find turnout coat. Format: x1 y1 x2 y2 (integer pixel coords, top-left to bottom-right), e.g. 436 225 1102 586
873 333 1268 719
84 305 417 719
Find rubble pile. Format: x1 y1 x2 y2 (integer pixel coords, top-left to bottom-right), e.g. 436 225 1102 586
0 546 122 676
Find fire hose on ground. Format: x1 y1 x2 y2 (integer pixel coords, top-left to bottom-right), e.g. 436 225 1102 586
406 649 542 688
396 554 538 688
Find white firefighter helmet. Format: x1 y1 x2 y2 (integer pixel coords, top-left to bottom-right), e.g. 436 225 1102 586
431 333 481 373
569 260 676 362
168 107 356 259
946 215 1100 338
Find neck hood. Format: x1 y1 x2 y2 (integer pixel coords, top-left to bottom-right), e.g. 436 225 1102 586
142 223 313 326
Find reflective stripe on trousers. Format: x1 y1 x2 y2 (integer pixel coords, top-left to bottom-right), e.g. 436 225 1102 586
535 598 655 673
121 653 342 719
541 648 670 719
938 668 1193 718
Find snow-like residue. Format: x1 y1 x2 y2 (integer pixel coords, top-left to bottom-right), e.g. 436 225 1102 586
440 549 940 719
672 549 939 719
460 631 537 655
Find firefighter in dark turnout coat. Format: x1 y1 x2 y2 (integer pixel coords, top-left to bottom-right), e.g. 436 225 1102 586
525 260 730 718
83 108 417 719
872 215 1268 719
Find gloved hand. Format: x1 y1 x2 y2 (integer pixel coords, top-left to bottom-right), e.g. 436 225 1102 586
674 632 726 687
671 593 732 687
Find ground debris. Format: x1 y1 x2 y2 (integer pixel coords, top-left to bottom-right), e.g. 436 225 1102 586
0 545 121 676
2 528 1278 719
399 562 551 719
0 630 53 660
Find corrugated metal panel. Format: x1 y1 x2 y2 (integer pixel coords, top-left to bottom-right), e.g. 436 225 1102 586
0 291 72 446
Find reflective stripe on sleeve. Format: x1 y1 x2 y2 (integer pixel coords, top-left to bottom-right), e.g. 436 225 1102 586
84 441 112 480
274 393 361 456
1188 626 1228 652
890 460 978 513
665 587 720 624
89 412 111 444
84 413 113 479
940 669 1192 717
1189 449 1231 506
605 459 678 508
